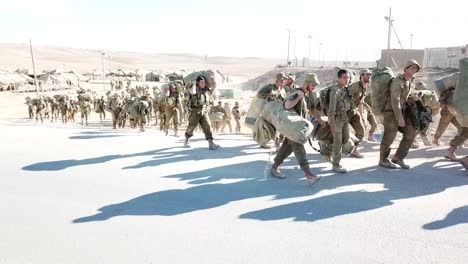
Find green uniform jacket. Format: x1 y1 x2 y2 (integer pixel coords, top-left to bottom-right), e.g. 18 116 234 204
384 74 412 123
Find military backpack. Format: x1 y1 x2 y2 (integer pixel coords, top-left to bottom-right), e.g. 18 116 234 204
371 67 395 116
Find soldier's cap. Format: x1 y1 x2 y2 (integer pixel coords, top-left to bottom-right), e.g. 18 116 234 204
359 69 372 75
287 73 296 82
405 59 421 72
235 101 239 106
303 73 320 85
276 72 288 81
415 81 427 90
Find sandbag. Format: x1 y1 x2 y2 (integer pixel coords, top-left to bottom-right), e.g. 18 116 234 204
454 58 468 126
252 118 276 145
183 70 218 90
418 90 440 116
244 97 266 128
434 72 459 96
208 111 224 122
78 92 92 102
260 101 313 144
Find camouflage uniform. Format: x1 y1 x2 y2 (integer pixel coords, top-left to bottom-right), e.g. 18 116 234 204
257 73 288 147
220 102 233 133
232 103 242 133
35 97 47 123
210 103 226 132
108 95 123 129
347 80 367 145
379 74 416 163
433 88 462 144
328 84 353 168
273 88 310 170
164 90 181 134
185 86 214 140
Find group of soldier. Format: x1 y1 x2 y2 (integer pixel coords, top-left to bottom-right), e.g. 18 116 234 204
253 60 467 185
24 63 467 183
25 75 244 148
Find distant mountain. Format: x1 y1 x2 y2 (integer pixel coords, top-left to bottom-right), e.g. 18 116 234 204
0 43 282 79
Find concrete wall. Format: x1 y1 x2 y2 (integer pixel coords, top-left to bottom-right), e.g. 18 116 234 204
424 45 467 69
379 49 425 69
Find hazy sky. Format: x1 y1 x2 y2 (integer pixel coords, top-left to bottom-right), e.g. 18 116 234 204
1 0 466 62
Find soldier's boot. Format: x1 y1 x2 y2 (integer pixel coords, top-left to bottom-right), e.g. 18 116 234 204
391 155 411 169
445 145 459 161
332 165 347 173
270 162 285 179
422 135 432 146
349 146 364 158
165 129 169 136
184 135 191 148
301 166 321 185
174 129 179 137
459 156 468 170
208 139 220 150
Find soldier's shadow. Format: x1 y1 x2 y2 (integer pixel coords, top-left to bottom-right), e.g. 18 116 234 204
72 159 328 223
240 147 468 227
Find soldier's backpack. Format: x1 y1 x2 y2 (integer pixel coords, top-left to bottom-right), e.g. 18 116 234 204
317 86 332 115
405 100 432 131
371 67 395 116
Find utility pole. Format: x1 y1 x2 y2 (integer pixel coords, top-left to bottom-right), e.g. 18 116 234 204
29 38 39 96
101 51 105 91
293 35 296 67
308 34 312 67
318 42 322 67
287 28 291 66
385 8 393 67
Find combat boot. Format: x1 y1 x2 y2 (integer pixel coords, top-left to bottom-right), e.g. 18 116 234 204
301 166 321 185
270 162 285 179
422 135 432 146
349 146 364 158
208 139 220 150
445 145 459 161
332 165 347 173
184 136 191 148
174 129 179 137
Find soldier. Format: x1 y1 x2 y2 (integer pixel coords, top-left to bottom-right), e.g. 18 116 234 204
270 73 323 185
108 93 123 129
184 75 220 150
363 94 379 141
283 73 299 94
432 84 461 146
35 97 47 124
379 59 420 169
257 72 288 149
232 101 242 133
328 69 353 173
346 69 373 158
257 72 288 102
95 96 107 121
444 125 468 161
164 83 181 136
210 101 226 133
220 102 233 133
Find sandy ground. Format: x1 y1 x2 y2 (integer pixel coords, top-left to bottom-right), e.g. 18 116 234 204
1 90 468 263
